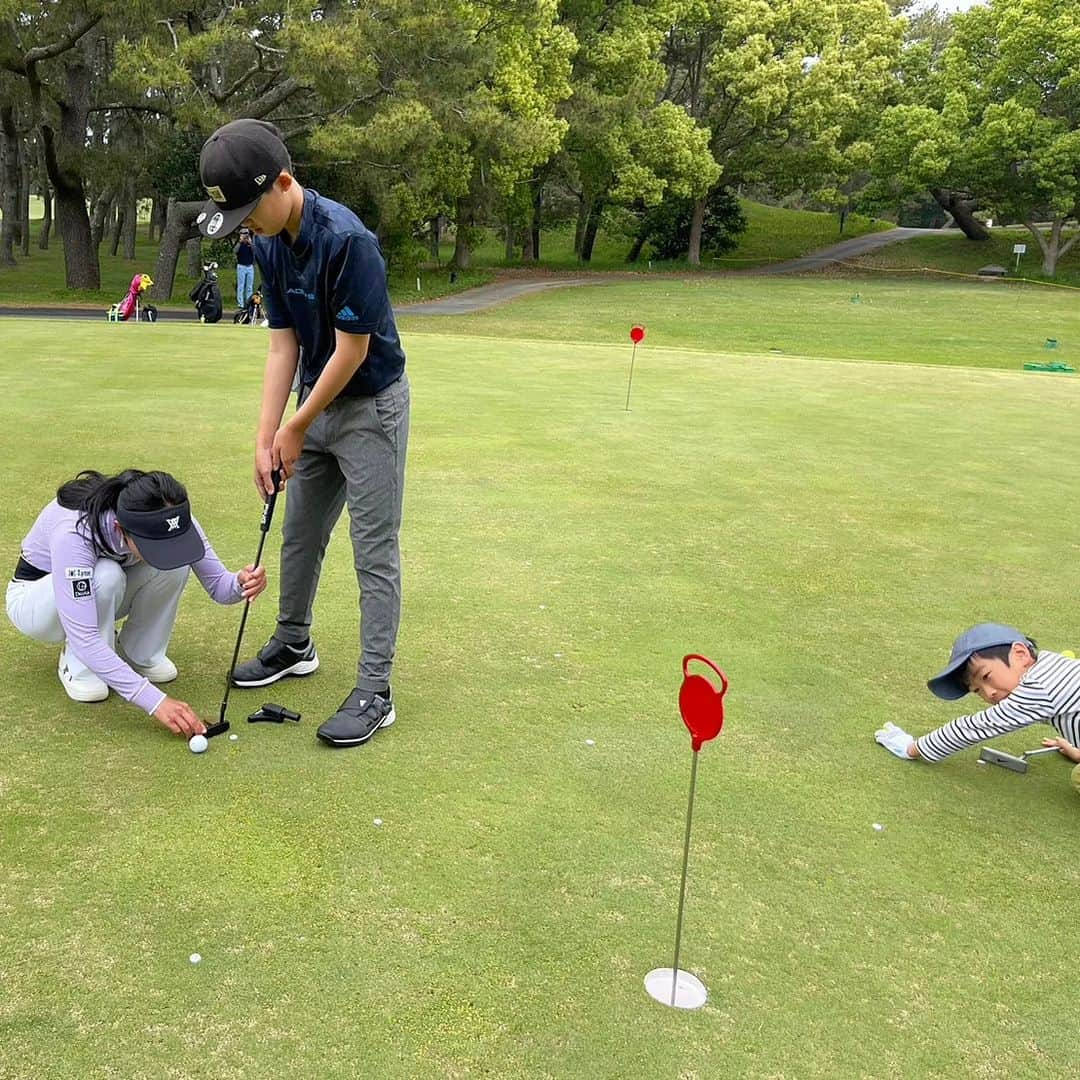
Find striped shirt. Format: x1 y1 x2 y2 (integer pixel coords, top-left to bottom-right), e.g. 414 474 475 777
916 651 1080 762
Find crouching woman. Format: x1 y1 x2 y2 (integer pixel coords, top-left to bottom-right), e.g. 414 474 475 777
6 469 265 737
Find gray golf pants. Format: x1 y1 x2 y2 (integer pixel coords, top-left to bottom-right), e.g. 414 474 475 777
276 374 409 693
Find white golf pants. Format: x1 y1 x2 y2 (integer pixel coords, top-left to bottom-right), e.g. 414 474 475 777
6 558 190 681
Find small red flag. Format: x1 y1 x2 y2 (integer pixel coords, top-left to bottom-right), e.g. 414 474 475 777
678 655 728 751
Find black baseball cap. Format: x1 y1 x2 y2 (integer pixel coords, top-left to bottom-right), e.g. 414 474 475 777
116 496 205 571
197 119 291 238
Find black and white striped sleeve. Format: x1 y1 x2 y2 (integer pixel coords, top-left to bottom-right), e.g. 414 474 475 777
915 683 1056 763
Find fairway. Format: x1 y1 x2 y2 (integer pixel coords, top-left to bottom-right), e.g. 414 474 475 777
3 287 1080 1079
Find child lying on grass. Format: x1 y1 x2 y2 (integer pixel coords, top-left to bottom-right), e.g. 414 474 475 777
875 623 1080 794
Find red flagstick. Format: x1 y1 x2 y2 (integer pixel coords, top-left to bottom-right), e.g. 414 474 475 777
625 324 646 411
645 654 728 1010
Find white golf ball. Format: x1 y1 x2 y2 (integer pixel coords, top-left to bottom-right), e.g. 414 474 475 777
373 818 383 827
188 734 208 754
872 823 884 832
189 953 201 964
229 733 239 742
585 739 595 746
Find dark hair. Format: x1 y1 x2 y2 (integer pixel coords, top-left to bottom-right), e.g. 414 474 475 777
969 640 1038 666
56 469 188 556
965 640 1038 689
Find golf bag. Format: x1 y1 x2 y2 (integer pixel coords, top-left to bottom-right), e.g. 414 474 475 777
233 287 265 326
108 273 158 323
190 261 223 324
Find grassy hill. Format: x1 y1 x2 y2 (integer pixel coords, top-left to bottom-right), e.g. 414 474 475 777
846 227 1080 288
450 199 890 272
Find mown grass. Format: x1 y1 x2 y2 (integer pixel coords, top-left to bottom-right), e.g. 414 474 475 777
2 294 1080 1078
398 274 1080 371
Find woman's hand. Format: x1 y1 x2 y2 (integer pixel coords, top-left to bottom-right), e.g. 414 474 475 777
153 697 206 737
237 564 267 602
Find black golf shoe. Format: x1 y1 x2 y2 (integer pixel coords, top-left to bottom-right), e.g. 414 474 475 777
316 688 395 748
231 637 319 687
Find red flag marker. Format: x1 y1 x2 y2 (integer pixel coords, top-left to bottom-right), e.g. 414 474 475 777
645 654 728 1010
625 325 646 411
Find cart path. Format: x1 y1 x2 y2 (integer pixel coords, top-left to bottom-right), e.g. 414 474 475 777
0 227 944 322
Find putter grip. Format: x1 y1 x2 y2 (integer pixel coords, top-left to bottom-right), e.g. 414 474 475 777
261 467 282 532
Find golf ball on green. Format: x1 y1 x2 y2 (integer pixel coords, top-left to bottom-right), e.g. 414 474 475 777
189 734 208 754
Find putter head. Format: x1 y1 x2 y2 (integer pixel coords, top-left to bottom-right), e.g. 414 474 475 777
978 746 1028 773
247 703 301 724
204 721 230 739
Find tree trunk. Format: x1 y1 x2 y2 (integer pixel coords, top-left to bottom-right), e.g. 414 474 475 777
38 182 52 250
186 236 202 277
573 194 588 257
19 154 30 255
0 105 19 267
44 59 99 290
90 186 112 249
427 215 441 261
687 196 705 266
451 197 473 270
626 222 648 263
149 195 166 242
930 188 990 241
527 171 542 261
120 177 137 260
504 219 515 261
579 196 604 263
1024 216 1079 277
149 198 202 301
109 202 124 257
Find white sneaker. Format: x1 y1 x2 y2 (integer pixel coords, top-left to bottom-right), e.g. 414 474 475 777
126 656 178 683
58 650 109 703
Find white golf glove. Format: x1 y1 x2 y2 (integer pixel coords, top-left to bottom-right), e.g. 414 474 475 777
875 721 915 760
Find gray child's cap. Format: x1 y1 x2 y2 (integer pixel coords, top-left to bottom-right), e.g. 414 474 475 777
927 623 1035 700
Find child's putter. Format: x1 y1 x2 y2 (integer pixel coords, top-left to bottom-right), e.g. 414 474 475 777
645 654 728 1010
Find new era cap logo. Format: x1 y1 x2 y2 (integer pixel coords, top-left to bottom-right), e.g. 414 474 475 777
166 516 181 532
254 174 267 185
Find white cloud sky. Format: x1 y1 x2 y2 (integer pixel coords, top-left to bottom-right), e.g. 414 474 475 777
914 0 985 11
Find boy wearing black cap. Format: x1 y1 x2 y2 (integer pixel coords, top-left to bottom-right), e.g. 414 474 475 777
197 119 410 749
875 622 1080 792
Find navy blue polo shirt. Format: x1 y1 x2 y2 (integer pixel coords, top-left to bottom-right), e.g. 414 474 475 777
253 188 406 397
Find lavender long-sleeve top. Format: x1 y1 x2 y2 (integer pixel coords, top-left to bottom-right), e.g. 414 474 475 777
17 500 243 714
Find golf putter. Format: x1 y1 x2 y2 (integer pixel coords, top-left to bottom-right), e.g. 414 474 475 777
978 745 1060 774
205 467 283 739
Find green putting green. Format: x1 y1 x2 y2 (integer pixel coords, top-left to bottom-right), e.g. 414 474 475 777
2 285 1079 1077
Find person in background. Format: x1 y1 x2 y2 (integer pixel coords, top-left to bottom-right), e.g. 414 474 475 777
235 226 255 309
